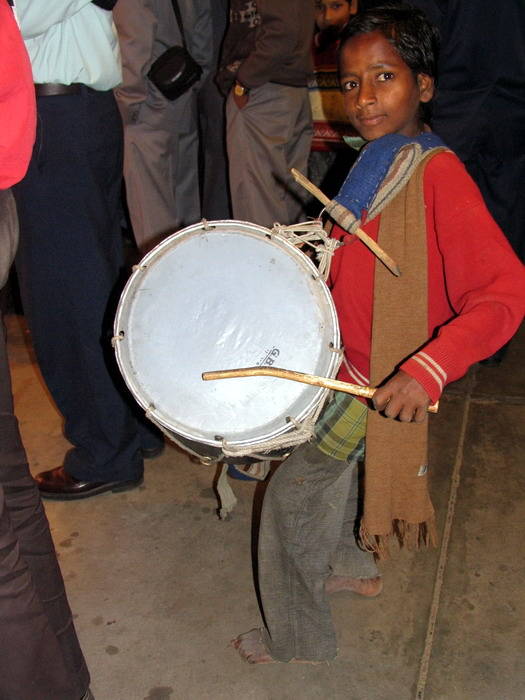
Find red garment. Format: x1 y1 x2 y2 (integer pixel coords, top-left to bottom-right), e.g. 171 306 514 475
310 35 356 152
0 0 35 189
330 150 525 403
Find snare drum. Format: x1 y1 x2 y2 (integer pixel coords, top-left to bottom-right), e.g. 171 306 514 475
114 220 340 462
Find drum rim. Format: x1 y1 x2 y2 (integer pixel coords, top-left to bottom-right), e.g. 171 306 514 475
114 219 341 449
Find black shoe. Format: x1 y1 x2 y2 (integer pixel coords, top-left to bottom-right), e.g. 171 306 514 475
35 466 143 500
142 442 165 459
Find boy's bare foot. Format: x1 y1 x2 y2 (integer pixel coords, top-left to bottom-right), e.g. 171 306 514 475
231 628 325 665
231 628 275 664
325 575 383 597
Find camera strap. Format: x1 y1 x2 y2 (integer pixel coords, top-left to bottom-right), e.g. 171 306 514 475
170 0 189 51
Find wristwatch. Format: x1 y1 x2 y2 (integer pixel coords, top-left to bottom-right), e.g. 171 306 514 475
233 82 249 97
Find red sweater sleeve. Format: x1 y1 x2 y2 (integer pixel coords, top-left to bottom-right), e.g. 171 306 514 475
0 1 36 189
400 152 525 402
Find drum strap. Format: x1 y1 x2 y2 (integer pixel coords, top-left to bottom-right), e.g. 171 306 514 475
217 464 237 519
216 461 272 519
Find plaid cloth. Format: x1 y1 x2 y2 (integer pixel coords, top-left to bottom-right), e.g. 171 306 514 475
314 392 368 462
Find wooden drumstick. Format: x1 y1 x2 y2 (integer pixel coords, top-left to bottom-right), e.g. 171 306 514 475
290 168 401 277
202 366 439 413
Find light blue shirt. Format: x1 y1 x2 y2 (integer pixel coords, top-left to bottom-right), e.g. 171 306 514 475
16 0 122 90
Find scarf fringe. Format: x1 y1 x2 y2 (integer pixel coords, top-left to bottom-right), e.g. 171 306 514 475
359 516 437 559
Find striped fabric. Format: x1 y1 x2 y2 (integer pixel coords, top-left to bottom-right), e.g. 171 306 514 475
343 358 370 387
411 350 447 394
314 392 368 463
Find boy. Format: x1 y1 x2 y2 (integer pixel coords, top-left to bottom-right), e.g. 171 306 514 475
308 0 359 202
232 3 525 663
315 0 357 31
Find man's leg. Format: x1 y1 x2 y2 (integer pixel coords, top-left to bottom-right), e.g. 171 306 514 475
226 83 312 228
121 85 201 253
283 87 312 223
14 89 143 484
173 90 202 230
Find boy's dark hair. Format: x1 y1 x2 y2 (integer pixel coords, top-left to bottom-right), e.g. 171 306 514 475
339 2 440 80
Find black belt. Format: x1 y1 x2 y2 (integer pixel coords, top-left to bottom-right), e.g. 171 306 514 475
34 83 83 97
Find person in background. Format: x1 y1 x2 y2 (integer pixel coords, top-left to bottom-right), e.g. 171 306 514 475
409 0 525 365
307 0 359 207
114 0 230 254
0 2 93 698
217 0 315 229
13 0 163 501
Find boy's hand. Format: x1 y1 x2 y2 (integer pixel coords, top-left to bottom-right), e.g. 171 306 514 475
372 370 430 423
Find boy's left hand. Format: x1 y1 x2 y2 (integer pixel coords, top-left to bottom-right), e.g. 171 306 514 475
372 370 430 423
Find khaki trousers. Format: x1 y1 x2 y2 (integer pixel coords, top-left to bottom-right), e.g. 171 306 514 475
226 82 312 228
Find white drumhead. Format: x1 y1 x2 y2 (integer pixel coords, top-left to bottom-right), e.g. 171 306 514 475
115 220 340 449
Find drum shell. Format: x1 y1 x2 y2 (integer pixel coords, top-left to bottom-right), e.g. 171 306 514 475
114 220 341 461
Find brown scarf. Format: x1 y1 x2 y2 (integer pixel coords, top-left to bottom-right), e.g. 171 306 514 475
360 149 446 557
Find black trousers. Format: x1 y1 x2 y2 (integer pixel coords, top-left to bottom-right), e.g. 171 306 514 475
462 151 525 263
14 88 148 482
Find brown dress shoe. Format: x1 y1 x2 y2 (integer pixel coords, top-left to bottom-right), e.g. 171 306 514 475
35 466 143 500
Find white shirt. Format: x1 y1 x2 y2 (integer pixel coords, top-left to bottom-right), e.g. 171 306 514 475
16 0 122 90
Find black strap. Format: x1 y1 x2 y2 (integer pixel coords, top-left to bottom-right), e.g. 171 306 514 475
170 0 188 50
91 0 118 9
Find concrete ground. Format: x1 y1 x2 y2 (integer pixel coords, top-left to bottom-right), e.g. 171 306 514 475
6 315 525 700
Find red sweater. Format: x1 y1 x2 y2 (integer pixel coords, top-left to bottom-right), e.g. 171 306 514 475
0 0 35 189
330 150 525 403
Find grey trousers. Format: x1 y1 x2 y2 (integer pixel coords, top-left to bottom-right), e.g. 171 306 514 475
118 84 201 252
258 441 378 662
114 0 217 253
226 82 312 228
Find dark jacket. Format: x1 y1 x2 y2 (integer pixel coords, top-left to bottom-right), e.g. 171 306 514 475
217 0 315 93
410 0 525 162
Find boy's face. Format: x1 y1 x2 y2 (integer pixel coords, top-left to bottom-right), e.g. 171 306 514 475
339 30 434 141
315 1 355 31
